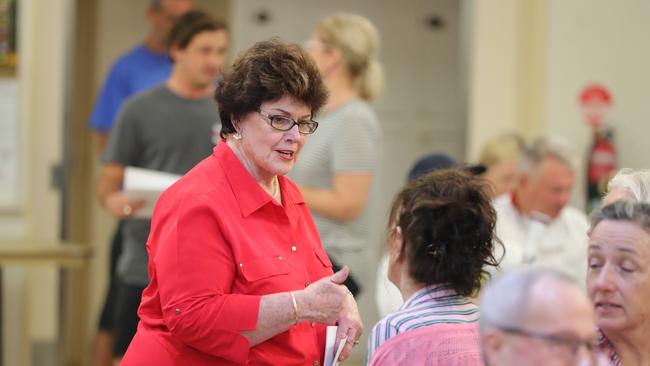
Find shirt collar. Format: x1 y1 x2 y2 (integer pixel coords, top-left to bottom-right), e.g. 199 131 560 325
400 284 461 310
214 142 304 217
597 328 621 365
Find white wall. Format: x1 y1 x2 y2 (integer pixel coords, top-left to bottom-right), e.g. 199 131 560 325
465 0 522 161
466 0 649 209
544 0 650 208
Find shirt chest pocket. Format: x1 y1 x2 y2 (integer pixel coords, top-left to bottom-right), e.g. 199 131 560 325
313 247 333 268
239 255 291 282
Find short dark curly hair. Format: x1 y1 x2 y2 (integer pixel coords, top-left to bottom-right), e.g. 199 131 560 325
216 37 329 139
388 169 502 296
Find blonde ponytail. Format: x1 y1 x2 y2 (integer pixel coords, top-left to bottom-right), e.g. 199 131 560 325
358 59 384 101
317 13 385 101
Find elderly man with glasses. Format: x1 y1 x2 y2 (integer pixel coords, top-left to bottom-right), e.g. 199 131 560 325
480 267 607 366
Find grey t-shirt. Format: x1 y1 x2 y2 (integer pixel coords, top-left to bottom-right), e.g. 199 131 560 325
289 99 382 284
103 84 220 285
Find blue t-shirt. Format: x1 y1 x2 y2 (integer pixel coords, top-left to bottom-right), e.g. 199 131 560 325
89 44 172 131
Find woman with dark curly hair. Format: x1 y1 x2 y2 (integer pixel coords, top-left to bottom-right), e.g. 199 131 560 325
121 38 362 365
366 169 501 365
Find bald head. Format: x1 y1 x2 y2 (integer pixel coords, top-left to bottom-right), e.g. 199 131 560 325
480 268 597 366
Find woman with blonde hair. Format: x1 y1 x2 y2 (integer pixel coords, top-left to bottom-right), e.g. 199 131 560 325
478 133 524 197
291 13 384 295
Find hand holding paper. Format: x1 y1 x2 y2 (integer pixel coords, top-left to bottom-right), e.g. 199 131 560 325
122 166 181 218
296 266 363 364
330 267 363 363
324 326 347 366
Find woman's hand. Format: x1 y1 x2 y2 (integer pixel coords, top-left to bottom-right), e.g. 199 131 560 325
333 287 363 362
295 266 363 362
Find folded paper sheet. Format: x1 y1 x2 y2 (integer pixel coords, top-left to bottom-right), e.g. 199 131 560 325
324 326 347 366
123 166 181 218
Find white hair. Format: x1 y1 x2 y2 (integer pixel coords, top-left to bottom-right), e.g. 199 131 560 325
479 267 575 334
518 136 577 175
605 168 650 203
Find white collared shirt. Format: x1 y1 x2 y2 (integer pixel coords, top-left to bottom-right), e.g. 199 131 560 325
493 194 590 287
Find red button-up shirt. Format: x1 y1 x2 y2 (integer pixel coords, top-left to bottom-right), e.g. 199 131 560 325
123 142 334 365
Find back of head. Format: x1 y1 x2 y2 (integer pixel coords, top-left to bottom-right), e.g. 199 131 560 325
216 37 328 138
605 168 650 204
481 267 597 366
166 10 227 50
407 153 457 182
519 136 576 176
479 267 577 334
389 169 500 296
316 13 384 101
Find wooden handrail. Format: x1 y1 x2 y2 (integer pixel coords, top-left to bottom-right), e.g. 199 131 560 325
0 242 91 267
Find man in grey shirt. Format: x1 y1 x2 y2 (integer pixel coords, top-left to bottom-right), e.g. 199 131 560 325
96 11 227 360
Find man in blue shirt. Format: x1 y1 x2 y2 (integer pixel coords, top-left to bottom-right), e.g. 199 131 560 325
88 1 193 365
90 0 194 152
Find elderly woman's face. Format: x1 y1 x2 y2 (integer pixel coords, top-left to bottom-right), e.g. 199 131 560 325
236 95 310 181
587 220 650 334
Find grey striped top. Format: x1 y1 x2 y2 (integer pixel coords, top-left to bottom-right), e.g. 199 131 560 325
289 99 382 282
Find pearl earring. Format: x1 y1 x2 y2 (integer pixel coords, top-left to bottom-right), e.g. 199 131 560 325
234 132 242 140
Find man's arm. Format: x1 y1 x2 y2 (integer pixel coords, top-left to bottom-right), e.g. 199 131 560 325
94 132 110 156
96 162 144 218
299 173 372 222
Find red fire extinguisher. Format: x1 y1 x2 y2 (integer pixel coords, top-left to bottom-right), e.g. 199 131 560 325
587 128 617 211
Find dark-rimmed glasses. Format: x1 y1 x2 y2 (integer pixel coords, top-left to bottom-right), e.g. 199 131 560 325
497 325 600 361
258 109 319 135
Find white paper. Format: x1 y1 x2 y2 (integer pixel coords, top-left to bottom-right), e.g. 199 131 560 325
332 338 347 366
123 166 181 218
324 326 347 366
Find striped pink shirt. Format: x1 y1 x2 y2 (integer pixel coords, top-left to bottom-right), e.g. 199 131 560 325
366 284 480 365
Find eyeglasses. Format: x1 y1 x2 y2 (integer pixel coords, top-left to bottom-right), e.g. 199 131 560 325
497 325 601 361
257 109 319 135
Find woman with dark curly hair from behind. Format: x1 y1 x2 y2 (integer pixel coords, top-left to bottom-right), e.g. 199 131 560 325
366 169 501 365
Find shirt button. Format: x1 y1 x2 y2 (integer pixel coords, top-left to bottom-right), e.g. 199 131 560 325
278 256 282 260
175 308 181 315
305 281 310 287
291 245 297 252
313 361 319 366
311 321 316 327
